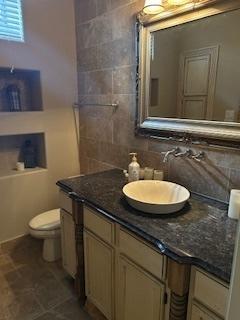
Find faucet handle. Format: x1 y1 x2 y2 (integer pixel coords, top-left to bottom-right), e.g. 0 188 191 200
191 151 205 162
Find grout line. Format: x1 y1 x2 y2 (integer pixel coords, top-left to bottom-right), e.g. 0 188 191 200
78 63 135 74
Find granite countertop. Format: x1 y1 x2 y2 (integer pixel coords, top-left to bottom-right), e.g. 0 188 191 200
57 169 237 284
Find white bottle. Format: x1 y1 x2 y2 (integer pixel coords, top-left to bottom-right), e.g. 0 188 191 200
128 153 140 182
228 189 240 220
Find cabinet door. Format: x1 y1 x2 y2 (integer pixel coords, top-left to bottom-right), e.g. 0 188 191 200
190 304 220 320
84 231 114 320
60 209 77 278
117 256 165 320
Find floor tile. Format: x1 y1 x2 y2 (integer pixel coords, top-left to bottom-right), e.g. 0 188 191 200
0 236 91 320
53 298 92 320
0 255 15 275
0 307 10 320
34 311 65 320
1 236 42 268
6 292 43 320
34 271 71 310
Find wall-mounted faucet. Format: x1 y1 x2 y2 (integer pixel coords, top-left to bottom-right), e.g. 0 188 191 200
174 148 205 162
161 147 180 163
161 147 205 163
174 148 192 158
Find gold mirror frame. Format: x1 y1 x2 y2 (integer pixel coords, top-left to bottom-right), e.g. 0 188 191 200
136 0 240 149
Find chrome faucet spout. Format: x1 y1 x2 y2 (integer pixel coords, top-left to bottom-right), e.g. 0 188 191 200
161 147 180 163
174 149 192 158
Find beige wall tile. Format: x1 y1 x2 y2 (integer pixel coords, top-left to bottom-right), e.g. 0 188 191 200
169 158 230 202
77 47 98 72
96 0 111 16
113 66 135 94
75 0 97 23
229 169 240 192
75 0 240 202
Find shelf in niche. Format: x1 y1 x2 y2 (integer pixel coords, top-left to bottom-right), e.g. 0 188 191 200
0 133 47 180
0 67 43 112
0 167 47 180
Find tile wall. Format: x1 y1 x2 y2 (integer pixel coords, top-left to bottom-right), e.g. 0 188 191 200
75 0 240 202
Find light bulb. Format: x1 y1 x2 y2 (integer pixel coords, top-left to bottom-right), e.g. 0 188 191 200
168 0 192 5
143 0 164 14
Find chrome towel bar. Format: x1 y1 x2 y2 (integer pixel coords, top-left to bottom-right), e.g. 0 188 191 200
73 102 119 108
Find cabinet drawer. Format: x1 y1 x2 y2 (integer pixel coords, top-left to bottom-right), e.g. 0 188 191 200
193 270 228 318
191 304 221 320
84 207 114 245
59 190 72 215
119 229 165 280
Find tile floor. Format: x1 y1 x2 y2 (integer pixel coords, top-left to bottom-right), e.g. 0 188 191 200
0 235 91 320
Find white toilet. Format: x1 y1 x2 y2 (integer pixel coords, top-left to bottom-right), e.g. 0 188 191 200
29 209 61 262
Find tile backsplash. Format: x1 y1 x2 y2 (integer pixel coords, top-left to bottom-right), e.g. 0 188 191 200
75 0 240 203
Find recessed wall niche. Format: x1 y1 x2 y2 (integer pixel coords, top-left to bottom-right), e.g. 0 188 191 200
0 68 43 112
0 133 46 178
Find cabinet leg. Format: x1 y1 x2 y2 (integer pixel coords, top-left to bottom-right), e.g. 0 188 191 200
169 292 188 320
73 201 86 302
167 259 190 320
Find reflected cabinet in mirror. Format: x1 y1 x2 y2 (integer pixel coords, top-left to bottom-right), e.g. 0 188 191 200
137 0 240 147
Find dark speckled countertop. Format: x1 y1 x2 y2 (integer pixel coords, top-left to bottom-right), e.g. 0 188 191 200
57 169 237 283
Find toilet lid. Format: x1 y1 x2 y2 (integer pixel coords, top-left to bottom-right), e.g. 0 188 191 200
29 209 60 231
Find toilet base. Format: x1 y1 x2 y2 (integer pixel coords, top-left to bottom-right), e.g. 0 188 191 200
43 237 61 262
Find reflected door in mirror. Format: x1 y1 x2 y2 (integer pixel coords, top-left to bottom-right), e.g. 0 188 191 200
177 46 219 120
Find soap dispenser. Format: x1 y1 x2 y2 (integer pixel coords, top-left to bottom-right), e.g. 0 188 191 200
128 153 140 182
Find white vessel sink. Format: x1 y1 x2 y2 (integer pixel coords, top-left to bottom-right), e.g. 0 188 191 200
123 180 190 214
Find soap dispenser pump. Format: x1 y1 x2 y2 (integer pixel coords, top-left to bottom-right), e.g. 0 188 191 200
128 153 140 182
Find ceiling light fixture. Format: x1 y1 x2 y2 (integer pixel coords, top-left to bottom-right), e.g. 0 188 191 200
143 0 164 14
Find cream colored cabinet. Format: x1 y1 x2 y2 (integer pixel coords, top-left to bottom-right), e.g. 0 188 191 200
187 268 229 320
84 230 114 320
83 206 167 320
60 209 77 278
190 304 220 320
119 229 165 281
117 255 165 320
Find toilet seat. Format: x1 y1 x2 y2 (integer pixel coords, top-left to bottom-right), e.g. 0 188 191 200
29 209 60 231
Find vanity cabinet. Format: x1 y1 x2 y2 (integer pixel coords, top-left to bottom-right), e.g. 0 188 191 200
83 205 167 320
83 207 115 320
117 255 165 320
117 228 166 320
187 268 229 320
190 304 220 320
59 191 77 278
84 231 114 320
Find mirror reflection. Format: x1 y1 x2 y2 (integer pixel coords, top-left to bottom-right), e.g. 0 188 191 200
149 9 240 123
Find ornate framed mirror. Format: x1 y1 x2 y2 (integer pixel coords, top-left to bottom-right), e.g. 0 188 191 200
136 0 240 148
